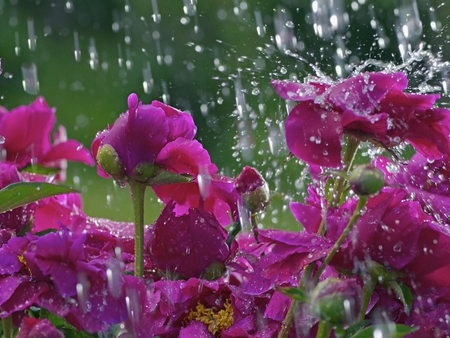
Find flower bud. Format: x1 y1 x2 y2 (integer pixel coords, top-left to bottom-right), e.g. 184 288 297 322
96 144 125 178
311 278 362 326
235 166 269 214
349 164 384 196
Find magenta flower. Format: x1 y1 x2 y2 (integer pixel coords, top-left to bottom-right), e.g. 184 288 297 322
17 317 64 338
0 97 93 173
376 153 450 225
0 164 39 234
235 166 269 214
272 72 450 167
152 173 238 226
148 203 231 279
91 93 216 185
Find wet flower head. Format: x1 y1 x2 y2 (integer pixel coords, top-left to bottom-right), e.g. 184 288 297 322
235 166 269 214
92 93 216 185
272 72 450 167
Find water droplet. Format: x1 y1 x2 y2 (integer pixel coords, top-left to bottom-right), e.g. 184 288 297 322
21 62 39 95
151 0 161 23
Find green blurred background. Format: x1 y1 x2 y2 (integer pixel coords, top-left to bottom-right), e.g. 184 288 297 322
0 0 449 227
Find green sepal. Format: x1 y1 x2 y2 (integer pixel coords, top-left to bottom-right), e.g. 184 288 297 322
147 169 193 186
0 182 78 214
276 287 309 302
202 261 226 281
349 324 418 338
387 281 413 315
226 220 242 247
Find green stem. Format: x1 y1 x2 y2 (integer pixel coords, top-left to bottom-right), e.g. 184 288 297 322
251 214 259 243
314 196 368 284
316 320 333 338
130 182 146 278
330 137 360 208
2 316 13 338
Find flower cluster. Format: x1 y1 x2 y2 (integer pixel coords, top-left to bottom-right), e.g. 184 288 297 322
1 72 450 338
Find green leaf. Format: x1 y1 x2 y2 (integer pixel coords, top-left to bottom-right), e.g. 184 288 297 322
276 287 309 302
350 324 418 338
0 182 78 214
21 164 61 176
341 320 371 338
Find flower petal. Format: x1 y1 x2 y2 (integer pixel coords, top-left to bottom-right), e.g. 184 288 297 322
285 101 342 167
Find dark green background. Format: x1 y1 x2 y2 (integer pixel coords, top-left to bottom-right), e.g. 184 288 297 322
0 0 449 227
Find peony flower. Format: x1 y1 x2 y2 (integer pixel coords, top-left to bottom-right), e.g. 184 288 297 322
235 166 270 214
152 173 238 226
148 203 231 279
17 317 64 338
91 93 216 185
272 72 450 167
376 153 450 225
0 97 93 175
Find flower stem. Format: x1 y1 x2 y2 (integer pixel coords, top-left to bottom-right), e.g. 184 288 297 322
330 137 360 208
316 320 332 338
314 196 368 284
2 316 13 338
130 181 146 278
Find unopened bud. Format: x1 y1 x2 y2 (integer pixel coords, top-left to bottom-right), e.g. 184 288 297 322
349 164 384 196
96 144 125 177
235 166 269 214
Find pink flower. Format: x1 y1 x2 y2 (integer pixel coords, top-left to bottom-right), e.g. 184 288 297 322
0 97 93 175
148 203 231 279
91 94 216 185
272 72 450 167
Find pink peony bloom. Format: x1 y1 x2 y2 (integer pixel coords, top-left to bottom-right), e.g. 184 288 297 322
148 203 231 279
0 98 93 175
17 317 64 338
272 72 450 167
91 93 216 185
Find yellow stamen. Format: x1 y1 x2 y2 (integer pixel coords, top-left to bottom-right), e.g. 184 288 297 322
18 252 32 277
185 299 234 336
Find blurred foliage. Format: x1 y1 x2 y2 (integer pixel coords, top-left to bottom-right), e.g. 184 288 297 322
0 0 449 226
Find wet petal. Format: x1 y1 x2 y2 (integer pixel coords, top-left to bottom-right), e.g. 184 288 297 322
271 79 328 101
285 101 342 167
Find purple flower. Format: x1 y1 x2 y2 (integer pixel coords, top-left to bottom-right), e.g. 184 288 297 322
235 166 270 214
0 98 93 175
17 317 64 338
0 164 39 234
91 93 216 185
272 72 450 167
148 203 231 279
152 173 238 226
376 153 450 225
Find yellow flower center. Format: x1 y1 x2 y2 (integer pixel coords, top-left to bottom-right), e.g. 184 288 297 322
185 299 234 336
18 252 32 276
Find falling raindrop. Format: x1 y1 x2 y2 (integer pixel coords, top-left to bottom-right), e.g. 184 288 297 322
21 62 39 95
254 9 266 37
183 0 197 16
273 6 296 52
142 61 154 94
151 0 161 23
118 43 124 67
88 38 98 70
14 31 20 56
27 17 36 51
73 30 81 62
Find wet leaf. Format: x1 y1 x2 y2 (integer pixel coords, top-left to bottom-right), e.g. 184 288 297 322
341 320 371 337
349 324 418 338
21 164 61 175
147 170 193 186
276 287 309 302
0 182 78 214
